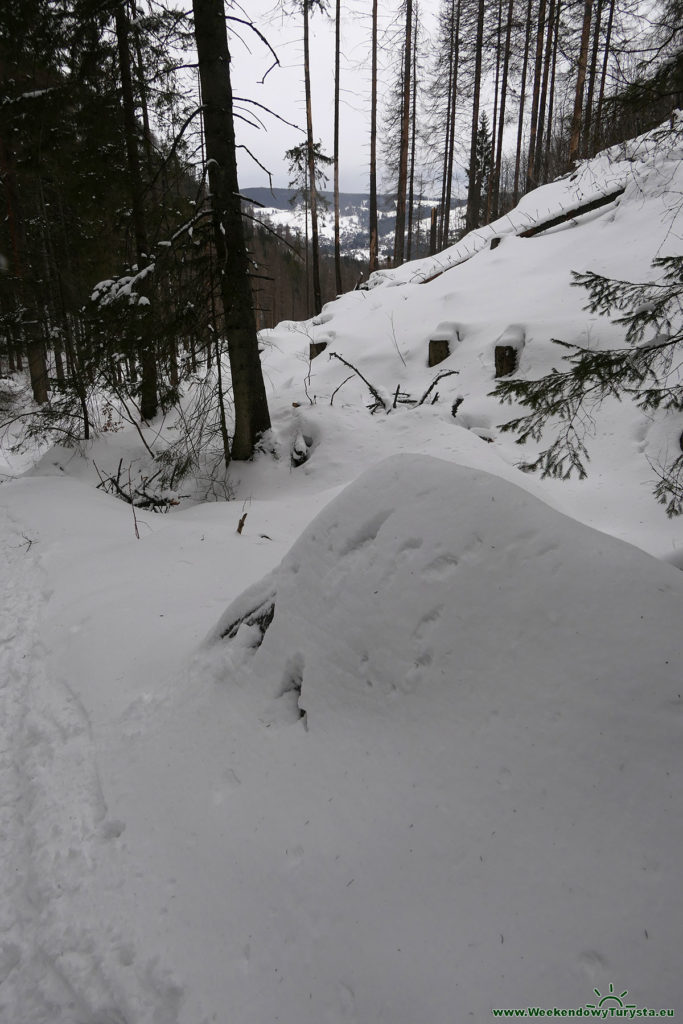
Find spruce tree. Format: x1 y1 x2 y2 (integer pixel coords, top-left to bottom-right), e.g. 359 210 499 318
494 253 683 515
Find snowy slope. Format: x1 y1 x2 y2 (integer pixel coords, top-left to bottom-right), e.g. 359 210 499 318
253 117 683 563
204 455 683 1021
0 121 682 1023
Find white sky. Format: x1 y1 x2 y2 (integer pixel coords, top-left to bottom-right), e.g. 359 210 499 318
230 0 437 194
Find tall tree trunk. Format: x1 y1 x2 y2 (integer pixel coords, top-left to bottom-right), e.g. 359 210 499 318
192 0 271 460
406 6 418 261
583 0 604 155
333 0 342 294
442 0 460 245
115 2 157 421
526 0 547 191
543 0 562 176
535 0 556 179
438 2 455 250
492 0 514 218
303 0 323 313
444 0 458 245
465 0 486 232
568 0 592 164
130 0 154 177
486 0 504 222
393 0 413 266
593 0 615 150
368 0 379 273
27 330 49 405
513 0 534 204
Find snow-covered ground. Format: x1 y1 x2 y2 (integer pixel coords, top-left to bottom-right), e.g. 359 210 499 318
1 121 682 1023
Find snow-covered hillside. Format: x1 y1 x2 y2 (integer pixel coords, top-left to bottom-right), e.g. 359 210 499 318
0 121 682 1023
255 118 683 563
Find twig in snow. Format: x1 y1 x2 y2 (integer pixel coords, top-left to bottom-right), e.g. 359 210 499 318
129 468 140 540
328 352 389 411
329 375 354 406
388 313 407 367
416 369 459 407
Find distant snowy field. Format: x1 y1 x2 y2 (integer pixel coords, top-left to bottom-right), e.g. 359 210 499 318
1 121 682 1023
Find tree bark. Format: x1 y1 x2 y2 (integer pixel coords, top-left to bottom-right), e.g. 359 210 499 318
406 6 418 260
192 0 271 460
513 0 534 204
393 0 413 266
333 0 342 294
486 0 503 223
438 1 455 250
27 332 49 405
526 0 547 191
543 0 562 176
492 0 514 218
368 0 379 273
536 0 556 172
568 0 593 164
582 0 603 155
465 0 486 232
442 0 460 245
593 0 615 150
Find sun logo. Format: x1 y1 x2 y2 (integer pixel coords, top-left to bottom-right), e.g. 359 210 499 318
585 983 636 1010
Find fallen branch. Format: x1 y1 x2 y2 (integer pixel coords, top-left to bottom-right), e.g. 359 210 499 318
416 369 459 406
329 352 389 411
94 459 184 512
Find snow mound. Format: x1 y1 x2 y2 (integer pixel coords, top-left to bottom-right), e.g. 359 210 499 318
208 454 683 1015
214 453 681 728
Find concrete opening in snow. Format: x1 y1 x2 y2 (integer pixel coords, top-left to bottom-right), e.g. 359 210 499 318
428 321 462 367
494 324 525 377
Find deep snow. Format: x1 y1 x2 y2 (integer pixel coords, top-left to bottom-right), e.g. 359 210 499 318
1 121 682 1023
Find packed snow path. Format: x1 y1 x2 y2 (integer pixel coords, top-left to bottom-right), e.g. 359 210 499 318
0 503 183 1024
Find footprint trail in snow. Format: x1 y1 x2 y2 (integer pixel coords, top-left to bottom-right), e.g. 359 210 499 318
0 505 185 1024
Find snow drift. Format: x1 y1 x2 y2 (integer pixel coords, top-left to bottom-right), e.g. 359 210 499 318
208 454 683 1019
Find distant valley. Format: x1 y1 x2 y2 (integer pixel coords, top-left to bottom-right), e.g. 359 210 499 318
242 187 466 261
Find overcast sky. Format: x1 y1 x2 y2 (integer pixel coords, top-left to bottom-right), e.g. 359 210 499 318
230 0 437 194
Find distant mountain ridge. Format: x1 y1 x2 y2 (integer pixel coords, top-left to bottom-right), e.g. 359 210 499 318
242 187 396 213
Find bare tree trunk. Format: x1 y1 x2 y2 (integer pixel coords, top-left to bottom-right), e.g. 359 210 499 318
526 0 547 191
442 0 460 245
535 0 556 179
115 2 157 421
438 2 455 250
27 330 49 405
368 0 379 274
492 0 514 217
393 0 413 266
465 0 486 232
130 0 154 177
333 0 342 294
568 0 592 164
406 6 418 261
593 0 615 150
513 0 534 204
583 0 604 155
543 0 562 176
192 0 271 461
303 0 323 313
486 0 504 222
